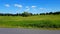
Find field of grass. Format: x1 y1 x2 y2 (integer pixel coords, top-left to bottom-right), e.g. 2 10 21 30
0 15 60 29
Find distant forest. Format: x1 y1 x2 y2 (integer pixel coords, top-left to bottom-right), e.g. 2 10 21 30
0 11 60 17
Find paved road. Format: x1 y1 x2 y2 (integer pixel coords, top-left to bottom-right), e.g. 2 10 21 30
0 28 60 34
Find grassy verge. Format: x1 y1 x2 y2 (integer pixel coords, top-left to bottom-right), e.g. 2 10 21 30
0 15 60 30
0 20 60 28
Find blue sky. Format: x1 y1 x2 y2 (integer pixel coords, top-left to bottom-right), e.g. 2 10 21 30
0 0 60 14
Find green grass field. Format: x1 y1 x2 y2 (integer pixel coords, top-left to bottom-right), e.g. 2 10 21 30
0 15 60 29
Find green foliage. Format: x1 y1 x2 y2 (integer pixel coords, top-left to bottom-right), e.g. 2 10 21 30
0 15 60 28
0 11 60 16
22 12 32 17
0 20 60 28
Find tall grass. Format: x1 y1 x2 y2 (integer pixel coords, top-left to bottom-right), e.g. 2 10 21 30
0 15 60 28
0 20 60 28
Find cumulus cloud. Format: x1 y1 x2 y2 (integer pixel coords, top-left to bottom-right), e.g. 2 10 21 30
14 4 22 8
39 8 46 10
5 4 10 7
39 8 51 10
31 6 37 12
39 8 52 13
26 6 29 9
26 8 30 11
25 6 30 11
31 6 36 8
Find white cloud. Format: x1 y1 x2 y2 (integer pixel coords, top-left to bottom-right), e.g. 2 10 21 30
26 9 30 11
40 8 46 10
25 6 30 11
26 6 29 9
5 4 10 7
32 6 36 8
26 8 30 11
31 6 37 12
14 4 22 8
39 8 46 10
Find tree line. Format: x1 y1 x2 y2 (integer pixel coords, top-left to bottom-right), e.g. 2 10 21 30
0 11 60 17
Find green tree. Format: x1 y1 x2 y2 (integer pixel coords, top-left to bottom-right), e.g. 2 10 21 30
22 12 32 17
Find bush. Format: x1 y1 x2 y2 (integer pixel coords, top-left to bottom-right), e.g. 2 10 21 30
21 12 32 17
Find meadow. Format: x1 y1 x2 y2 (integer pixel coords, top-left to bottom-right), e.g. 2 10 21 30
0 15 60 29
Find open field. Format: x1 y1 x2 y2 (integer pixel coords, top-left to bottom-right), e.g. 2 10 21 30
0 15 60 29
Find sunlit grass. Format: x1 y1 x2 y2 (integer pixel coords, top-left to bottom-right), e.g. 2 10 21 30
0 15 60 29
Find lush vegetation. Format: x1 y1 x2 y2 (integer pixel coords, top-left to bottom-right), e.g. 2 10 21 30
0 15 60 28
0 11 60 17
0 11 60 29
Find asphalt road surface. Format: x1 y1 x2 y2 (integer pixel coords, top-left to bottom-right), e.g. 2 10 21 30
0 28 60 34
